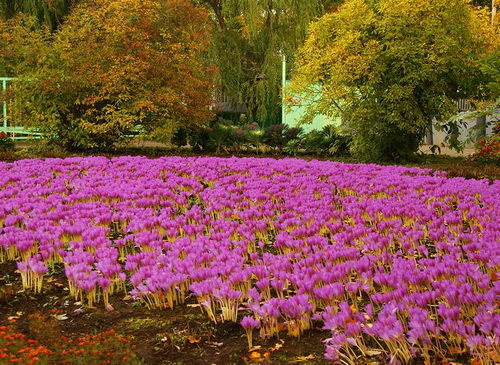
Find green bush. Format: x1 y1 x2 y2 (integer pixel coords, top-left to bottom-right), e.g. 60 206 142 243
263 124 303 151
243 122 264 150
348 121 422 162
173 122 353 157
173 118 239 153
285 125 351 156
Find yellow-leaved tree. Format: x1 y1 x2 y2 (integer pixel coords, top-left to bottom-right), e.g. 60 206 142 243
290 0 498 161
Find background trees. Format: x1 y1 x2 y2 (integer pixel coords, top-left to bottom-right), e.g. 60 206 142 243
290 0 498 161
0 0 78 29
7 0 215 151
197 0 341 126
0 0 497 158
0 15 51 77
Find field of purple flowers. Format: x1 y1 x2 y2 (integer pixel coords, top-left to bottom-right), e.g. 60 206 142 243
0 156 498 363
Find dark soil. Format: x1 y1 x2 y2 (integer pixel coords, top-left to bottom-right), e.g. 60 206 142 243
0 263 329 364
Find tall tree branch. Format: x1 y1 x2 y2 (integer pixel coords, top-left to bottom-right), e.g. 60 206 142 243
205 0 225 29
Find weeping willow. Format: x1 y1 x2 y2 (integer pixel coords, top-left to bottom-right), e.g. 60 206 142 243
200 0 342 125
0 0 78 29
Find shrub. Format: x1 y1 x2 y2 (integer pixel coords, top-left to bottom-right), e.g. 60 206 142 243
175 119 268 153
243 122 264 150
205 119 238 152
8 0 214 151
176 118 237 153
471 134 500 163
0 131 15 151
263 124 284 150
285 125 351 156
263 124 303 151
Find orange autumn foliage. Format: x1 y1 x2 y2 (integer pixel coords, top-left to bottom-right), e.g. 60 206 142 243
9 0 215 150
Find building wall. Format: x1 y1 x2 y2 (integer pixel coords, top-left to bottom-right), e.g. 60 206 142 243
283 104 340 133
429 115 496 146
282 81 340 132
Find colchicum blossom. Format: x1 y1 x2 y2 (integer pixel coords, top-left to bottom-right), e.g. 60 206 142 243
0 156 498 363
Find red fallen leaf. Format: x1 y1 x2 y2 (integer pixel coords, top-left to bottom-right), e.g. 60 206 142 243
490 272 498 281
249 352 262 360
187 336 201 344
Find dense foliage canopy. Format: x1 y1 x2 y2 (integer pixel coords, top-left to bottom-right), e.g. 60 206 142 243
0 0 498 158
0 0 78 29
198 0 341 125
4 0 215 151
290 0 498 160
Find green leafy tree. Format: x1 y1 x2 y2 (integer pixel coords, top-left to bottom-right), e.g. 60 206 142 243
198 0 341 126
0 0 78 29
290 0 498 161
480 50 500 97
7 0 215 151
439 48 500 153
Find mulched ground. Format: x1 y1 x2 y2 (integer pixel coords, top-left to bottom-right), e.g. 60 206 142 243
0 262 329 365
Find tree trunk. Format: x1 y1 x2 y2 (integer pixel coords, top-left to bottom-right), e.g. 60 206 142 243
476 116 487 141
206 0 225 29
424 120 433 145
493 0 497 24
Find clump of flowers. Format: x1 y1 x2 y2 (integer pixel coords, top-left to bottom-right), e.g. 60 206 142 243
12 312 142 364
240 316 261 349
57 330 140 364
471 134 499 163
0 325 53 364
17 255 48 293
0 156 498 363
